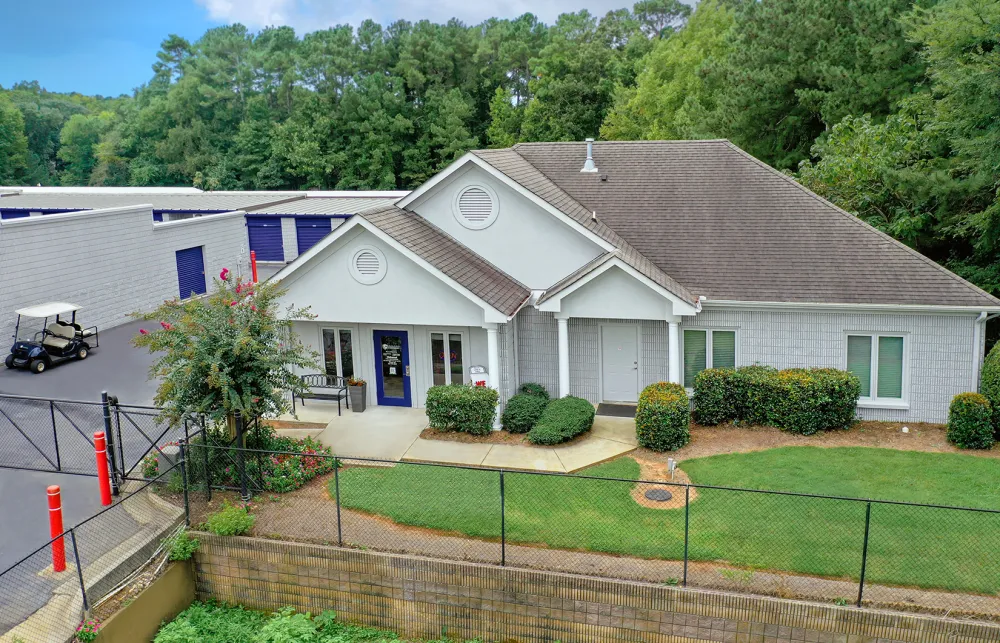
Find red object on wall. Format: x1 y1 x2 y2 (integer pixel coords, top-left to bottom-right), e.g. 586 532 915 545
47 485 66 572
250 250 259 283
94 431 112 506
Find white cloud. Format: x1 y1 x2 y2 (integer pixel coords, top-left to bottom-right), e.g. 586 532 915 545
195 0 641 32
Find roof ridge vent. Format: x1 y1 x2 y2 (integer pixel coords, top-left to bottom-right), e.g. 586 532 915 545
580 138 598 173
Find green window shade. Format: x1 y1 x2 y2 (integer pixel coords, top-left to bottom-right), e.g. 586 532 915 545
846 335 872 397
683 330 707 388
877 336 904 399
712 331 736 369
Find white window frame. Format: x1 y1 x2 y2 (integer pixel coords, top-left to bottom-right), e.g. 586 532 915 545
681 327 739 390
428 329 469 386
320 327 356 379
844 332 909 410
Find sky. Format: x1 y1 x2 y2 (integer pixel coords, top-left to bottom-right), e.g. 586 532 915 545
0 0 642 97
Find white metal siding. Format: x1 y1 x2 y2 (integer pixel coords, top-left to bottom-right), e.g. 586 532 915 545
515 307 560 398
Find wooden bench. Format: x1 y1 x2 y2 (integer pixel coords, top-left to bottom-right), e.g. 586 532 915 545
292 374 349 416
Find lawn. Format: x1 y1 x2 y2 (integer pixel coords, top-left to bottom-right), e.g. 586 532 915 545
336 447 1000 595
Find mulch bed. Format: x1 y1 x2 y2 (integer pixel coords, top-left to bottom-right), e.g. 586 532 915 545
419 427 532 445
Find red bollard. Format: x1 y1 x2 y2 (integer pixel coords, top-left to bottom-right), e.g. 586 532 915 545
250 250 258 283
94 431 112 506
47 485 66 572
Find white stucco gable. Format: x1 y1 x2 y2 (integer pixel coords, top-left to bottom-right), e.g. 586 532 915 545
398 155 609 289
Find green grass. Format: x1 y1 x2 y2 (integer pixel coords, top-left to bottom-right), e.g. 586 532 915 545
336 447 1000 594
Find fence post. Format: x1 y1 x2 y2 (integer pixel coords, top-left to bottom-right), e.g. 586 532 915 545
115 405 125 477
333 461 343 547
499 469 506 567
100 392 120 496
179 439 190 527
235 415 249 503
856 501 872 608
203 436 212 501
69 529 89 615
49 401 61 472
683 485 690 587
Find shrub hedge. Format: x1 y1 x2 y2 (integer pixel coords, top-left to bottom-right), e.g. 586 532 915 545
518 382 550 399
425 384 499 436
947 392 995 450
501 393 549 433
693 365 860 435
635 382 690 451
980 342 1000 436
203 501 255 536
527 396 595 445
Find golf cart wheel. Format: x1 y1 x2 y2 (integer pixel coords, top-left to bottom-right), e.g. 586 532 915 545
4 355 13 369
77 346 88 360
29 359 46 374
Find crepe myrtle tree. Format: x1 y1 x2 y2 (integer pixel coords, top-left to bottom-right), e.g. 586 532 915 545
132 267 318 427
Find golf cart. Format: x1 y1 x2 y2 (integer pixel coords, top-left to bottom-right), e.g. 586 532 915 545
6 302 99 373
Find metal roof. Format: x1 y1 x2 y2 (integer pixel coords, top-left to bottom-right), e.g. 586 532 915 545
0 193 304 212
247 195 402 215
0 186 203 194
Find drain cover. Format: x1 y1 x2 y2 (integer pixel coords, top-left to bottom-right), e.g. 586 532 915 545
644 488 673 502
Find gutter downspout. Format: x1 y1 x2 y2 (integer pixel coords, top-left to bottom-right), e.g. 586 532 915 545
973 312 999 390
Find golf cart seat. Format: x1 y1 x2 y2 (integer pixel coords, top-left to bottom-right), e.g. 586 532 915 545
42 323 74 350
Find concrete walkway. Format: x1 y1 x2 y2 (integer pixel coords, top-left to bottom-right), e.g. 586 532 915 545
280 402 638 472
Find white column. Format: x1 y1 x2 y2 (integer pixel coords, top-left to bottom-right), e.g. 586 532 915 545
557 316 570 397
486 325 501 430
668 321 681 384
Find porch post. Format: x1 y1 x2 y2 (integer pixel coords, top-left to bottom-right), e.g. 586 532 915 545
668 320 681 384
557 315 570 397
486 324 502 430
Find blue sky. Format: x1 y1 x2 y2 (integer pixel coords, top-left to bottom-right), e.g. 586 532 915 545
0 0 644 97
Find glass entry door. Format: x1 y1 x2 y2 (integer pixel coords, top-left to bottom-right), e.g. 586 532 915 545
373 330 411 406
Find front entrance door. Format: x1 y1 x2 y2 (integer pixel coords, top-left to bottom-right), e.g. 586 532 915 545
374 330 411 407
601 325 639 402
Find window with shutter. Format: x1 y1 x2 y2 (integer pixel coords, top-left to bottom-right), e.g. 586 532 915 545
712 331 736 369
877 336 904 399
846 333 905 403
846 335 873 398
683 330 707 388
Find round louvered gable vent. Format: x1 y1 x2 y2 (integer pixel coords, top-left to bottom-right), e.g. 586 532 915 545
349 245 387 284
453 184 499 229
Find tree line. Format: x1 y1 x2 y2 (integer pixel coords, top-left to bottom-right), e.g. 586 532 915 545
0 0 997 294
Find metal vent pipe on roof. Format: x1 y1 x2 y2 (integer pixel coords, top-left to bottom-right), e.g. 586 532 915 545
581 138 599 173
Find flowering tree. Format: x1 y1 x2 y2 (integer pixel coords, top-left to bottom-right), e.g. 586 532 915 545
132 268 318 426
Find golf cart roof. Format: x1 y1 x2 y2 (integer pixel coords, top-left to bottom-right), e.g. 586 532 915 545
15 302 81 318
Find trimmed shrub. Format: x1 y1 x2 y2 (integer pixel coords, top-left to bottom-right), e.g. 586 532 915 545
691 365 860 435
692 368 736 425
165 528 199 561
980 342 1000 436
204 501 255 536
518 382 550 400
425 384 499 436
947 392 995 449
501 393 549 433
635 382 690 451
527 396 595 445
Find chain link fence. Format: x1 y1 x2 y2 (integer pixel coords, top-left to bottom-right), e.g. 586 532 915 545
0 464 186 642
181 443 1000 622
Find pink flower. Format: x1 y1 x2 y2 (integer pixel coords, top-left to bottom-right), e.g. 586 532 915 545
220 268 230 281
250 304 257 312
230 301 238 307
139 329 149 335
160 321 172 330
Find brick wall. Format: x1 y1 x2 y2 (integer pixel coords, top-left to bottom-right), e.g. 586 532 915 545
194 534 998 643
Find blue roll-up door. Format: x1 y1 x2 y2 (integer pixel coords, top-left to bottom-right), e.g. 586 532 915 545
1 211 29 219
295 217 333 254
152 212 164 222
175 246 207 299
246 216 284 261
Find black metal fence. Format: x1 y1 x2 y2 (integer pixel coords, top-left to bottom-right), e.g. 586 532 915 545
182 443 1000 621
0 464 186 641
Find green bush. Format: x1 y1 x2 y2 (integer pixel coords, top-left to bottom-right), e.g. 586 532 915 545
425 384 500 435
691 365 860 434
947 392 995 449
165 528 200 561
518 382 550 400
635 382 690 451
203 501 255 536
501 393 549 433
527 396 595 445
980 342 1000 436
692 368 736 425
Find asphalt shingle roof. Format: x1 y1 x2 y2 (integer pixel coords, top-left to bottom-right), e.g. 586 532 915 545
499 140 999 308
360 204 531 316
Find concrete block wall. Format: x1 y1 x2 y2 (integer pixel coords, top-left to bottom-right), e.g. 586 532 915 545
195 534 999 643
0 206 247 341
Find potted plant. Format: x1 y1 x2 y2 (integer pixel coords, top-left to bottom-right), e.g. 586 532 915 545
348 377 367 412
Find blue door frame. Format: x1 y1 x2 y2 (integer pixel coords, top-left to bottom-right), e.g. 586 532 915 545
373 330 411 407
